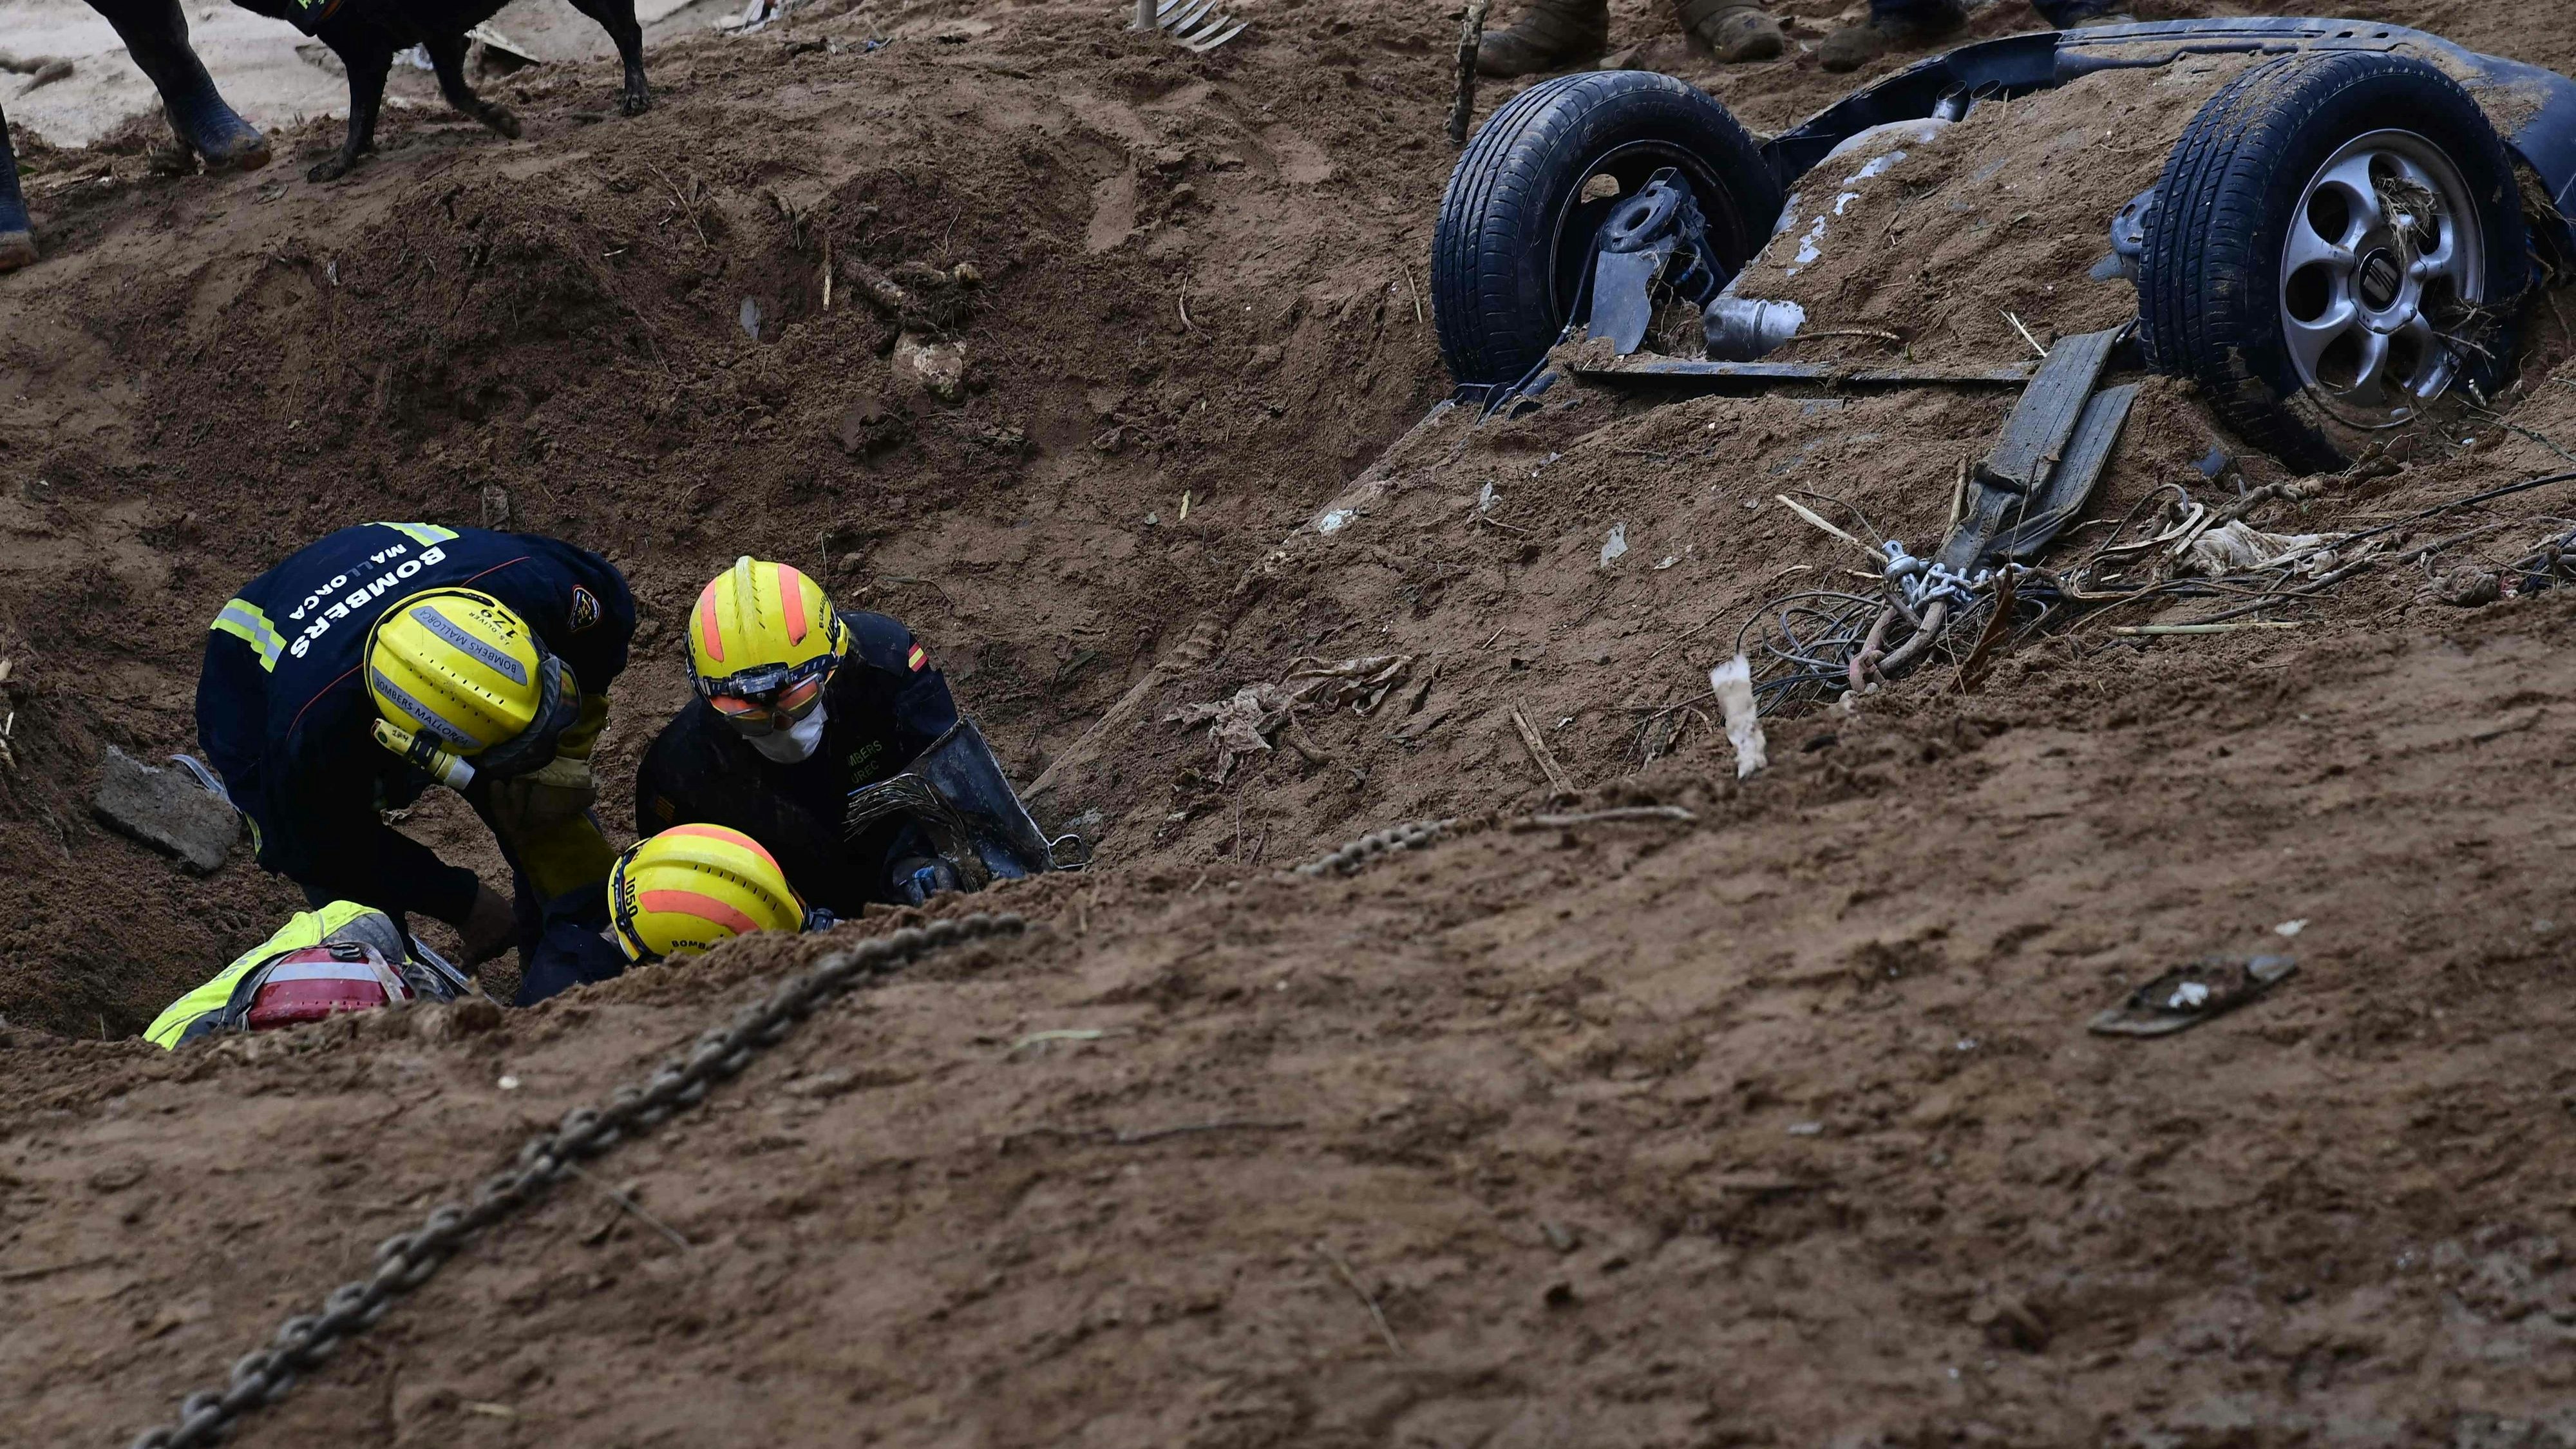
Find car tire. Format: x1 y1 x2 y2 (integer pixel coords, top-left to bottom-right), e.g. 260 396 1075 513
1433 70 1783 388
2137 51 2530 471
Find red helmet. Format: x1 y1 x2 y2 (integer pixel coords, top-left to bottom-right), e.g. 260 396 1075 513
244 942 416 1031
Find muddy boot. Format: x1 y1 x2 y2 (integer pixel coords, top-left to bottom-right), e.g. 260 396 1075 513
1819 0 1965 72
0 102 33 274
1477 0 1611 79
1677 0 1783 62
92 0 271 172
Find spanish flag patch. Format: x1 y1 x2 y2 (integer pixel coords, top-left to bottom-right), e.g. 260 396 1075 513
906 644 928 672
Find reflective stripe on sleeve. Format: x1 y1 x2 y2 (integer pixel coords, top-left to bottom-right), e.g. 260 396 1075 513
211 598 287 672
375 522 461 547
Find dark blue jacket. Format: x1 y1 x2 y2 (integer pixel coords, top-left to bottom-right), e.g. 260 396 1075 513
634 611 958 914
196 524 634 925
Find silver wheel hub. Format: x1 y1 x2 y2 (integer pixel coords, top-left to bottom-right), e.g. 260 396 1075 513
2277 129 2485 419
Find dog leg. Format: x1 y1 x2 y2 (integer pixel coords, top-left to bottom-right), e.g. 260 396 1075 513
563 0 651 115
310 41 390 182
424 30 519 140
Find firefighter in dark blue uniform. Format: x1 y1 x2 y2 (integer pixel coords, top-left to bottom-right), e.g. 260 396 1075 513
633 556 960 916
196 522 634 1002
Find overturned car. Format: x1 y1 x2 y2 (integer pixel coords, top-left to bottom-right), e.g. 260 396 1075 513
1433 18 2576 471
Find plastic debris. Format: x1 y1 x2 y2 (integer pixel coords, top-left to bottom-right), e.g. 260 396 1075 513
1599 522 1629 569
1710 654 1767 779
2177 520 2347 578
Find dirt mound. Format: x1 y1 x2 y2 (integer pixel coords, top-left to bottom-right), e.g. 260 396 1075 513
17 0 2576 1443
0 0 1461 1030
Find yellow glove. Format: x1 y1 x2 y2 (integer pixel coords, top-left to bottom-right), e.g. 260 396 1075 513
557 693 611 759
488 754 597 833
482 694 618 899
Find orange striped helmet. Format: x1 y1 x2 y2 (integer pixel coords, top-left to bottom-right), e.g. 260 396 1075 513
607 824 806 962
686 556 845 702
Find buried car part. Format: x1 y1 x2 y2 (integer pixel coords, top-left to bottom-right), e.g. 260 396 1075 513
2138 50 2530 471
844 719 1086 897
1585 167 1727 355
1432 69 1781 387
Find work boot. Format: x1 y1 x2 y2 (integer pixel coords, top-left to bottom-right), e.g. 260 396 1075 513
1818 0 1965 73
1477 0 1611 79
1677 0 1784 62
91 0 271 172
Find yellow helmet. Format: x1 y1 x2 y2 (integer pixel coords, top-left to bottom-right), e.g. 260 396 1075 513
365 589 576 777
687 556 845 702
607 824 806 962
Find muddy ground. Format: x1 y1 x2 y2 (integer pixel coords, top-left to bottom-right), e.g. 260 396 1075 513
11 0 2576 1443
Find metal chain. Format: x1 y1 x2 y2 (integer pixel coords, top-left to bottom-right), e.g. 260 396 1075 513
1296 805 1699 880
1295 817 1463 877
125 912 1025 1449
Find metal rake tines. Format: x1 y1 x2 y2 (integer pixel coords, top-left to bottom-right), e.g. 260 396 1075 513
1131 0 1248 51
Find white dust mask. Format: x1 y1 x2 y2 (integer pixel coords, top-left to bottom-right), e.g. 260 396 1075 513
748 700 828 763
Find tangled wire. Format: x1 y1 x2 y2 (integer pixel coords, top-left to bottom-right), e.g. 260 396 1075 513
1738 468 2576 716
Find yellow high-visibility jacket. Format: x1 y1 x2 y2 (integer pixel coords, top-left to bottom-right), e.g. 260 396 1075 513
145 900 402 1049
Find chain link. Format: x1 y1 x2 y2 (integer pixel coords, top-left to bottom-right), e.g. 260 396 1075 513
1295 817 1464 877
125 912 1023 1449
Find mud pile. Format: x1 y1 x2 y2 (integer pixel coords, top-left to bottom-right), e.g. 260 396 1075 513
15 0 2576 1442
1 0 1460 1028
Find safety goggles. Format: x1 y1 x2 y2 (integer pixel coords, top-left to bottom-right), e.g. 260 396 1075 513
701 656 833 736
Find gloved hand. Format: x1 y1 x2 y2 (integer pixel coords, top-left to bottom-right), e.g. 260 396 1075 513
454 882 517 967
893 857 958 905
486 753 598 835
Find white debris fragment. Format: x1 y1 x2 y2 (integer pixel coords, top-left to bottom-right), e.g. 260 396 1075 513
1599 522 1629 569
1477 481 1497 515
2274 918 2307 938
1710 653 1767 780
2179 520 2346 578
737 296 762 339
2166 981 2212 1010
894 330 969 402
1316 508 1354 535
1789 215 1828 272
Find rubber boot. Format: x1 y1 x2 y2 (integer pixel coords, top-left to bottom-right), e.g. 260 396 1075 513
0 103 33 274
1477 0 1611 79
1677 0 1783 62
1819 0 1965 73
90 0 270 171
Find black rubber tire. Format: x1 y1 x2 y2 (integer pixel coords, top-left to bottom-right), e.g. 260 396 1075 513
2137 51 2530 471
1433 70 1783 387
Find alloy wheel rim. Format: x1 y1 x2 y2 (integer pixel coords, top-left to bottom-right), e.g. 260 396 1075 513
2277 129 2486 420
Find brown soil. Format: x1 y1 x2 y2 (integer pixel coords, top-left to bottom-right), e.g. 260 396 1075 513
14 0 2576 1443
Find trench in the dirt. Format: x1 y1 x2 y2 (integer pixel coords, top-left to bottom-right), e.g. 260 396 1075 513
14 0 2576 1443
